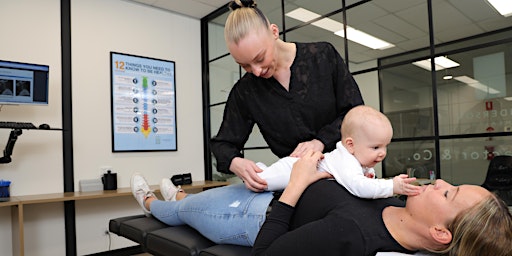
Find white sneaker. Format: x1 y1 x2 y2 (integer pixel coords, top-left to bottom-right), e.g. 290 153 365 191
131 173 155 216
160 178 181 201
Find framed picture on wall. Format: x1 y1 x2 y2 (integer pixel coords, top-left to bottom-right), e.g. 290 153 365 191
110 52 177 152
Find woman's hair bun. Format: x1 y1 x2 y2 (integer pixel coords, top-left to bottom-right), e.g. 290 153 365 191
229 0 257 11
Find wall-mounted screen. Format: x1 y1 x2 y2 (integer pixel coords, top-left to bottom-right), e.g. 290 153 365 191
110 52 177 152
0 59 49 105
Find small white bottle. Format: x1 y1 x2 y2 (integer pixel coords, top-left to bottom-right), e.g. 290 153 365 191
429 170 436 180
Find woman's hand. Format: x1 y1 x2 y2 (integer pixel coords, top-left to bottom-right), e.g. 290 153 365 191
230 157 268 192
279 150 332 207
290 139 325 157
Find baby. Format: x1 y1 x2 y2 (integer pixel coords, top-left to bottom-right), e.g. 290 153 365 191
258 105 421 199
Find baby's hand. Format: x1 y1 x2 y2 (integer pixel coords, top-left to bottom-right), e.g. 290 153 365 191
364 172 375 179
392 174 422 196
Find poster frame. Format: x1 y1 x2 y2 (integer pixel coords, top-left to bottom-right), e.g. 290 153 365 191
110 51 177 152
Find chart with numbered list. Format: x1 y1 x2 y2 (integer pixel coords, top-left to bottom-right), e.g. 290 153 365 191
110 52 177 152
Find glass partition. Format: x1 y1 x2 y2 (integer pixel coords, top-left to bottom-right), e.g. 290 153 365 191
209 56 239 105
436 42 512 136
380 63 434 138
440 136 512 185
385 140 437 179
208 13 229 61
209 104 224 139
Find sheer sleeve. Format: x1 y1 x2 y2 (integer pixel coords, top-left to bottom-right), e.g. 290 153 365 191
210 82 255 173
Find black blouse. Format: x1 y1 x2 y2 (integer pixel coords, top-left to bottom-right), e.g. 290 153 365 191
211 42 364 173
252 180 413 256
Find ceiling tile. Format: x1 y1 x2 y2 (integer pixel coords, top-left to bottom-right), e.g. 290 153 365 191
373 14 425 41
127 0 230 18
394 2 430 33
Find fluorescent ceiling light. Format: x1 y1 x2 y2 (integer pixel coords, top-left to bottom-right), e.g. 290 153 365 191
454 75 500 94
285 8 394 50
434 56 460 69
286 8 321 22
486 0 512 17
412 60 434 70
412 56 460 71
443 74 453 80
335 28 395 50
312 18 343 32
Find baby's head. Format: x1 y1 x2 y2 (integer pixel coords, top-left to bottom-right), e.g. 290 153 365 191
341 105 393 167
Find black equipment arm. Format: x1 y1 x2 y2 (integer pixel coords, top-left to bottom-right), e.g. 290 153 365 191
0 129 22 164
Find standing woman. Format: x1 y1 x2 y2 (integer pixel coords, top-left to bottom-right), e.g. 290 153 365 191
211 0 364 191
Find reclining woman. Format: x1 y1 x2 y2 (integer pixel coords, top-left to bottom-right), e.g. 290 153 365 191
131 151 512 256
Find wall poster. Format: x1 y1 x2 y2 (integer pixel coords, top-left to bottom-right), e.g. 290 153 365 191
110 52 177 152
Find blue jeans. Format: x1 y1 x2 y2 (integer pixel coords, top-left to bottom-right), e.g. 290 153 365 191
150 183 274 246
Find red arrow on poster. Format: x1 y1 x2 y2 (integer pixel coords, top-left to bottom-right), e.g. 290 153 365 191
485 101 493 111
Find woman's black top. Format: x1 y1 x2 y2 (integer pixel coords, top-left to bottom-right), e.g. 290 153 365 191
252 180 415 256
211 42 364 173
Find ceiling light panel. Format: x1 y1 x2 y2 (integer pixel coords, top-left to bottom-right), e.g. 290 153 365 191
486 0 512 17
285 8 320 22
434 56 460 69
412 56 460 71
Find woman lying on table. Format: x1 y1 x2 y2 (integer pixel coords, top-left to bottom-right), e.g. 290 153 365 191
131 151 512 256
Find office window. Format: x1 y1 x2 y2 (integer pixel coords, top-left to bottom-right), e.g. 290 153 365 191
385 140 436 179
208 13 228 61
437 42 512 136
381 63 434 138
440 136 512 185
209 56 238 105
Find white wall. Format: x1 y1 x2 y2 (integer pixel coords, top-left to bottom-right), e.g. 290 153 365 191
71 0 204 194
0 0 205 254
0 0 63 195
0 0 63 254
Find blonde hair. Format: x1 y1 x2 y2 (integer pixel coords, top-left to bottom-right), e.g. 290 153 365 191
341 105 391 139
436 194 512 256
224 0 270 45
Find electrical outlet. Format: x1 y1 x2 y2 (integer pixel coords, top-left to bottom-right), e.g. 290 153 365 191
100 166 112 175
